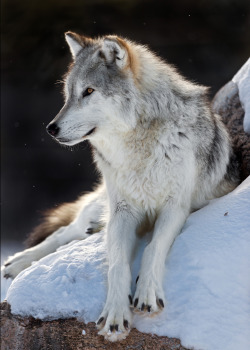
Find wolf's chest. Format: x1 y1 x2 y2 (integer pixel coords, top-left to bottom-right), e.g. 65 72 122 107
116 169 169 211
104 151 176 211
93 133 184 211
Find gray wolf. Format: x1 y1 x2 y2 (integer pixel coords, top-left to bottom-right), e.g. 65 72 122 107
2 32 240 341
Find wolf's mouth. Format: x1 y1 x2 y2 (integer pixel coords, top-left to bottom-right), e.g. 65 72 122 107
83 127 96 138
56 136 82 146
56 137 70 143
56 127 96 145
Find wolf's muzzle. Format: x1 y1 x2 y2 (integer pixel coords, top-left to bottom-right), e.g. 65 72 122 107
46 123 60 137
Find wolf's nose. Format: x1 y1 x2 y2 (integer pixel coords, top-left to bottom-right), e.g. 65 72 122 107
46 123 60 137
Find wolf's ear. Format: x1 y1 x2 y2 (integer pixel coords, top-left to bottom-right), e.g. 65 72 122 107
101 37 128 69
65 31 93 59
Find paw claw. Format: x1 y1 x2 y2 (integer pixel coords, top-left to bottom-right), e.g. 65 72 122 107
158 299 165 308
85 227 93 234
134 298 138 307
97 317 104 325
123 320 129 329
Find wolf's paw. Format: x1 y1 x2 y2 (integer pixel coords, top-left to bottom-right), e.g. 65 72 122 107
96 302 131 342
133 276 165 316
85 220 103 235
1 250 36 279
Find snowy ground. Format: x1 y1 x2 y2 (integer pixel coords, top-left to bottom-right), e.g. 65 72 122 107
1 241 23 301
3 176 250 350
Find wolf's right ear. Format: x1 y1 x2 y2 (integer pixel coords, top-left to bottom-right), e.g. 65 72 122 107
65 32 93 59
100 37 129 69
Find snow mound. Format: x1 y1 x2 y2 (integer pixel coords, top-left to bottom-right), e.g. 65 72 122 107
6 234 109 322
233 58 250 134
6 177 250 350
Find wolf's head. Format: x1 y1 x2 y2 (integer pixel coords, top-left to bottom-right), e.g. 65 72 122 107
47 32 142 146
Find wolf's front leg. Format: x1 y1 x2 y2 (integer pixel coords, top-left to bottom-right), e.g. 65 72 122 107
133 203 190 315
97 202 138 342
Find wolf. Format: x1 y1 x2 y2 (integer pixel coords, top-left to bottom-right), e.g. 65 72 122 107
2 32 240 341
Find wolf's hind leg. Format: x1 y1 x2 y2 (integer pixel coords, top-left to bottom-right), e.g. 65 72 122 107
26 183 107 247
2 225 80 279
2 184 108 279
74 184 107 235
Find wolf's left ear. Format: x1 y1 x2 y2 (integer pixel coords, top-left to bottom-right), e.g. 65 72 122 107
101 37 128 69
65 31 93 59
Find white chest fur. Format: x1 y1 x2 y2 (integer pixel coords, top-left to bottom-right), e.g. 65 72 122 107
92 124 192 214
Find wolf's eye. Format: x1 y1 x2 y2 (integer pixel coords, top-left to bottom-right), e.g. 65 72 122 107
82 88 95 98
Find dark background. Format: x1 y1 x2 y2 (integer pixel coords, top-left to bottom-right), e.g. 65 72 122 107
1 0 250 243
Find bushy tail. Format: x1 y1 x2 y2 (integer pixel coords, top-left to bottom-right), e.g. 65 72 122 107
25 197 84 248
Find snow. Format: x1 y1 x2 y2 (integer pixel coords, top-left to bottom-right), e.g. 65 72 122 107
233 58 250 134
1 241 23 301
6 234 109 322
4 176 250 350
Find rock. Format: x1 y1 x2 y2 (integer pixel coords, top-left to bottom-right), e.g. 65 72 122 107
0 301 189 350
211 80 250 181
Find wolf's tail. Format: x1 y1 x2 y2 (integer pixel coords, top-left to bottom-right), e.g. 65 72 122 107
25 197 84 248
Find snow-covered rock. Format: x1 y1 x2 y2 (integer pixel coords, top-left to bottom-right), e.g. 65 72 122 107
5 176 250 350
232 58 250 134
212 68 250 181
